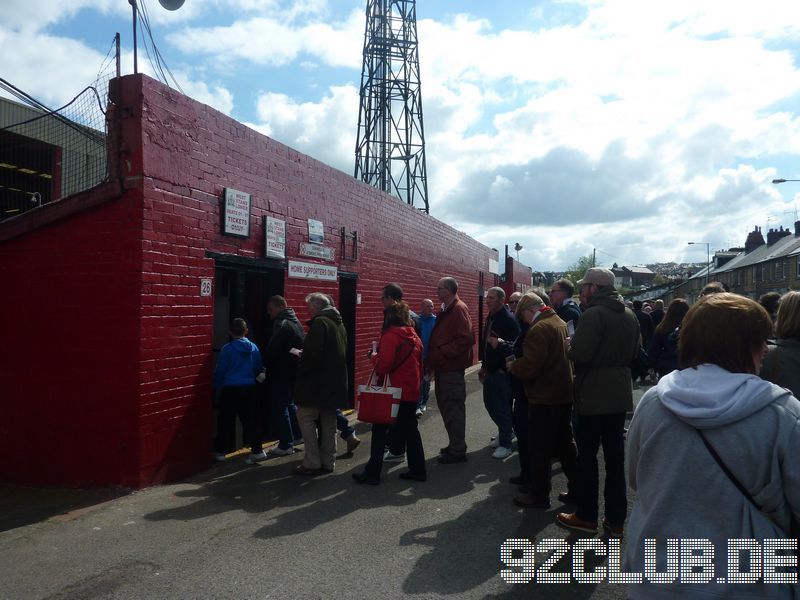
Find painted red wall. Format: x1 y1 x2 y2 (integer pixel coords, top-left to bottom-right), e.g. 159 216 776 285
0 74 496 487
0 185 144 487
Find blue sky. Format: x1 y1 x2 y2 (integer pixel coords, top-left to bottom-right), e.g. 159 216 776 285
4 0 800 270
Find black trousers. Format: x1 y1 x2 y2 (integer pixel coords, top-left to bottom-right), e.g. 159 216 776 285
214 385 262 454
365 402 425 480
574 413 627 526
511 377 530 483
528 403 576 501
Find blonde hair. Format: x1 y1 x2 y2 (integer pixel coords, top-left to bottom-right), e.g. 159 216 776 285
514 292 543 320
776 291 800 339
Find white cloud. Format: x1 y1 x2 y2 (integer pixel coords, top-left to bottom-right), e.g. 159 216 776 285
247 84 358 174
166 8 362 69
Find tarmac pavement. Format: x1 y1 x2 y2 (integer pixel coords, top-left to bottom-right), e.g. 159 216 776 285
0 370 651 599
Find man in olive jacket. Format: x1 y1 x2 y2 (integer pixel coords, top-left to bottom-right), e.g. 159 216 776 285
294 292 348 474
556 268 640 538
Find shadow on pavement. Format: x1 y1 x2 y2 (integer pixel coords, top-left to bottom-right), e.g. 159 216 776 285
0 484 128 532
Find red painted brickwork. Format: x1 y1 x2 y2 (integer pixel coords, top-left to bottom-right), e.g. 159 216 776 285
0 74 497 488
0 185 144 487
502 256 534 295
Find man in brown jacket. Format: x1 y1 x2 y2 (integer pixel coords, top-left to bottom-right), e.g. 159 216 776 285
509 292 576 509
426 276 474 463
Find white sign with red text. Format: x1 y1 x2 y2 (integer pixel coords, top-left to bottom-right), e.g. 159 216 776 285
266 216 286 259
223 188 251 237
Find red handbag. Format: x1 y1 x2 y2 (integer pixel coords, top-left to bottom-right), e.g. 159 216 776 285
357 371 402 424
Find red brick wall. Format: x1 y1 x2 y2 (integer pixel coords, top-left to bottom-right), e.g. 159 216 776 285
0 185 144 487
502 256 533 295
0 74 496 487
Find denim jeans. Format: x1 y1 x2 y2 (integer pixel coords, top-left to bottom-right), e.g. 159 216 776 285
574 413 627 526
483 370 514 448
417 376 430 410
268 377 299 450
337 409 355 440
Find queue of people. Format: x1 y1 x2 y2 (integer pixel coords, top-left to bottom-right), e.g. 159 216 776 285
212 271 800 596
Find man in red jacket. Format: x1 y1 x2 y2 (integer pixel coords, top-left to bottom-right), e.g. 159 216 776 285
427 276 474 463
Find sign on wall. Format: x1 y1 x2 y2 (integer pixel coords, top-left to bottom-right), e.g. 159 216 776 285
200 278 212 297
299 242 334 261
222 188 251 238
308 219 324 244
288 260 338 282
265 216 286 259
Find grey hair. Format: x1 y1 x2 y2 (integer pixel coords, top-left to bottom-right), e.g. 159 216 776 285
305 292 331 311
487 286 506 301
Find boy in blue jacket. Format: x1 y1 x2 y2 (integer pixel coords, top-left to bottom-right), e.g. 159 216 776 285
213 318 267 463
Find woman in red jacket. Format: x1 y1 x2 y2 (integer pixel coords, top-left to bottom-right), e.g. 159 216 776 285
353 302 426 485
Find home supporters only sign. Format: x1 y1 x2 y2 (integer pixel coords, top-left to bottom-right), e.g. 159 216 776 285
288 260 338 282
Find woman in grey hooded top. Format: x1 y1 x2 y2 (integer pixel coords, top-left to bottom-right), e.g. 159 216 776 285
623 293 800 599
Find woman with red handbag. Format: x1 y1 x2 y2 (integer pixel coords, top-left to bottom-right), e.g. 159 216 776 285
353 302 425 485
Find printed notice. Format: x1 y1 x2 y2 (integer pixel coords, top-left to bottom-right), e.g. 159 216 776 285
288 260 338 282
223 188 251 238
266 216 286 259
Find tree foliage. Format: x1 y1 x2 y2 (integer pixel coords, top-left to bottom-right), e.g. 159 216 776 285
563 254 596 285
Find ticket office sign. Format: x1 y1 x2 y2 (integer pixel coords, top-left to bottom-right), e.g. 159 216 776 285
223 188 251 238
265 216 286 259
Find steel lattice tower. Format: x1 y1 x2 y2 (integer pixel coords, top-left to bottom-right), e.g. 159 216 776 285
354 0 429 213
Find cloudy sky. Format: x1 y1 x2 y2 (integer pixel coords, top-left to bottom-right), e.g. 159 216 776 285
4 0 800 270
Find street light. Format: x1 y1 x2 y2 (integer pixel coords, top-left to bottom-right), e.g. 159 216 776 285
772 179 800 184
687 241 711 286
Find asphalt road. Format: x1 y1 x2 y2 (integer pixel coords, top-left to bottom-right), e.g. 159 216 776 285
0 371 649 599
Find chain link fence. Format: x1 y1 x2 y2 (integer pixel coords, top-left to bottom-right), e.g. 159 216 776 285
0 36 118 222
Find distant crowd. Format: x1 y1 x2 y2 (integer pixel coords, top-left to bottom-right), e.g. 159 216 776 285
213 269 800 597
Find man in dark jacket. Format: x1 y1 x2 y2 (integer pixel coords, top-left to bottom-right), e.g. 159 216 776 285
427 276 474 464
265 295 306 456
556 268 640 538
549 278 581 331
480 286 520 459
293 293 348 475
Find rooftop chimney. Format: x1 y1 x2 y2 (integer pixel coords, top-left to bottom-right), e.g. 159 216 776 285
795 220 800 237
744 225 765 253
766 225 791 246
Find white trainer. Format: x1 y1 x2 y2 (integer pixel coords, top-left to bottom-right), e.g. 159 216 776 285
269 446 295 456
383 450 405 463
245 450 268 464
492 446 513 460
489 437 500 449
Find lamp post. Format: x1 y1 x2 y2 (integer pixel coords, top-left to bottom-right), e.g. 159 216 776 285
687 241 711 287
772 179 800 184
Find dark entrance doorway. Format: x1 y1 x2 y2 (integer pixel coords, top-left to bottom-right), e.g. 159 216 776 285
338 273 358 407
209 252 285 454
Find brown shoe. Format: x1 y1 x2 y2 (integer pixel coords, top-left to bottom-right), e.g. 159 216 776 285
292 464 322 476
602 518 624 539
556 512 598 533
513 493 550 509
346 435 361 453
